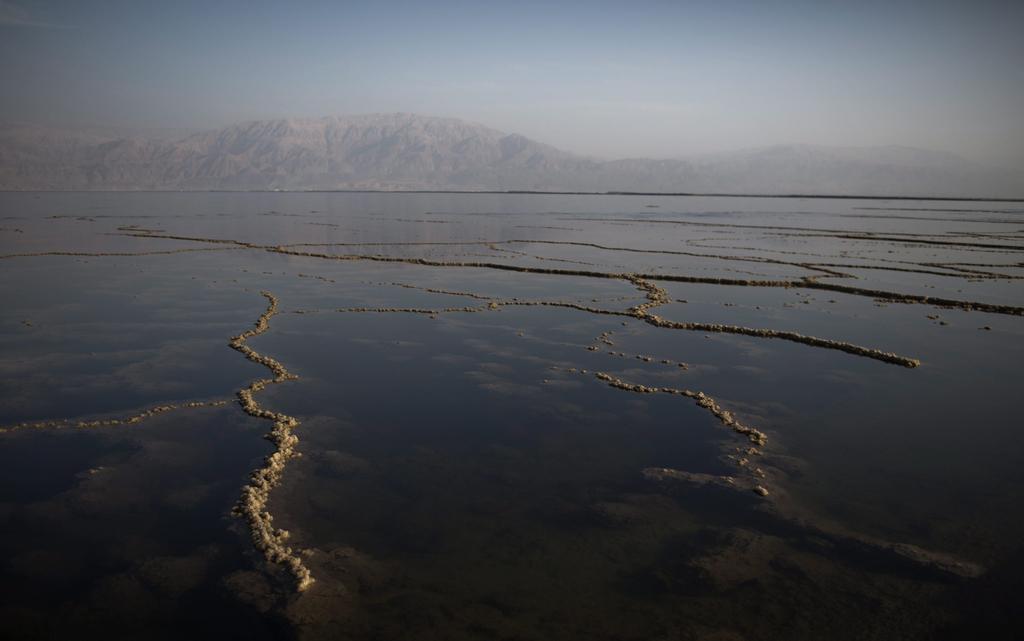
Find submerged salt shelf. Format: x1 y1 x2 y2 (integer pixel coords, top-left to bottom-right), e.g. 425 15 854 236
1 192 1023 640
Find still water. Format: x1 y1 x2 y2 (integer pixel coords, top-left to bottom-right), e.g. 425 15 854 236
1 192 1023 640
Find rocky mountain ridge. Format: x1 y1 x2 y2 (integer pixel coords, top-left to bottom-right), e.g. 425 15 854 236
1 114 1019 197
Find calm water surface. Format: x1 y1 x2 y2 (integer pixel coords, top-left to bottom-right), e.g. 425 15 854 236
1 192 1023 640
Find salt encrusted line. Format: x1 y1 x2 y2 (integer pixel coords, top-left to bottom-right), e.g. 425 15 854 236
0 400 228 434
303 277 922 367
100 230 1024 316
229 291 314 592
623 276 922 368
592 371 768 448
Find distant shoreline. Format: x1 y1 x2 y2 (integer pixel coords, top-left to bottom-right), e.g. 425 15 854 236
2 189 1022 203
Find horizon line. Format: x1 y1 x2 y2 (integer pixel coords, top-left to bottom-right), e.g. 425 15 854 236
3 189 1022 203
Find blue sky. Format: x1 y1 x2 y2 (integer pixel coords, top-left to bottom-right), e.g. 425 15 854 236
2 0 1022 166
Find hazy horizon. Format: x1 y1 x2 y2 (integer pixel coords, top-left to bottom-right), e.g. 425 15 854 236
3 111 1016 169
2 0 1022 168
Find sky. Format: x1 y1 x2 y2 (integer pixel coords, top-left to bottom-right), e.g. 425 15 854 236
1 0 1022 167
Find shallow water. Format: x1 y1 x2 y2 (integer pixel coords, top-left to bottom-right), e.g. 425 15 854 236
1 192 1023 640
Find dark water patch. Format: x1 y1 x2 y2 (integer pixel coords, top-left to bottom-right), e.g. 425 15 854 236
0 430 136 502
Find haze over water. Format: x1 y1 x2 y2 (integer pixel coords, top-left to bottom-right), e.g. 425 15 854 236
2 191 1023 639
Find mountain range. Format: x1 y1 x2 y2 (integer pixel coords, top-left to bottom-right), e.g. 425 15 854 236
1 113 1019 197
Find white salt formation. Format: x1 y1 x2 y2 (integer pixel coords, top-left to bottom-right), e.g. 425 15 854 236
229 291 314 592
0 400 228 434
592 372 768 447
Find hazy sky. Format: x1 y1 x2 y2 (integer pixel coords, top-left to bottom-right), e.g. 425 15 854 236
2 0 1022 166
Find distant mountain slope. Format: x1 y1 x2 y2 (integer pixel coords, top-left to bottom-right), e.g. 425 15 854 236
1 114 1019 197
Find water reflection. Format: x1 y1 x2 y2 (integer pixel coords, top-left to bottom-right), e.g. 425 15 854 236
1 192 1023 639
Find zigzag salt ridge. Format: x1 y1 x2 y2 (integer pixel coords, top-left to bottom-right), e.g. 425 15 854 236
592 371 768 448
624 276 922 368
228 291 314 592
